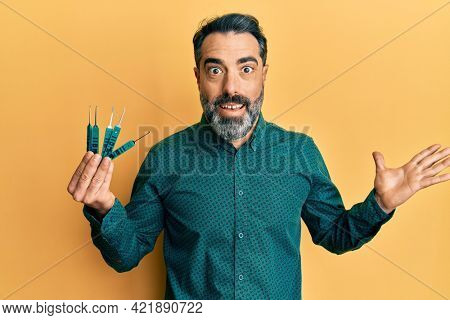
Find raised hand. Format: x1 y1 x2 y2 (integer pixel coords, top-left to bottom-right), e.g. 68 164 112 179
371 144 450 213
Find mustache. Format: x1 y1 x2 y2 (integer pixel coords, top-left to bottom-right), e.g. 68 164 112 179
213 94 251 108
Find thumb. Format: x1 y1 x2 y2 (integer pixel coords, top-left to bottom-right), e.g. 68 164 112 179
372 151 386 171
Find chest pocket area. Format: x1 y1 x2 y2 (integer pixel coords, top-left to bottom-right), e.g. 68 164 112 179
162 174 235 241
241 171 311 230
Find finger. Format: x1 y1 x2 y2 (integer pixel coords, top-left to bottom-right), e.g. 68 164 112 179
409 144 441 165
423 155 450 177
98 159 114 194
417 147 450 170
372 151 385 171
72 154 102 201
86 157 111 197
420 173 450 189
67 151 94 194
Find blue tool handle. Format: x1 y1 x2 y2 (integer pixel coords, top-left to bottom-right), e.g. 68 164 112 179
104 126 121 157
87 124 92 152
91 125 99 154
101 128 113 157
109 140 135 160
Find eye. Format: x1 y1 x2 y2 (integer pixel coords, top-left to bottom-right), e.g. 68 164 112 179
242 66 254 74
208 67 222 75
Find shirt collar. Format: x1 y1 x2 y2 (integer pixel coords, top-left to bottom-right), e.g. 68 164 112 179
199 111 267 152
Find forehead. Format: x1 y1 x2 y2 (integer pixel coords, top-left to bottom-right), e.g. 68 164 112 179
200 31 260 63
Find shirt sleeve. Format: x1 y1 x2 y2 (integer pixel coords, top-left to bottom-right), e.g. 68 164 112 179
300 136 396 255
82 145 165 272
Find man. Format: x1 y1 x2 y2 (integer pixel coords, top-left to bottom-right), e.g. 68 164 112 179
67 13 450 299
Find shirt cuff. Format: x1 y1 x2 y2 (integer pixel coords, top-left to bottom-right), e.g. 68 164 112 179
83 205 104 225
366 187 396 225
82 197 123 233
82 198 128 265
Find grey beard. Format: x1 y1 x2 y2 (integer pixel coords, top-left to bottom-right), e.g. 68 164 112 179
200 88 264 142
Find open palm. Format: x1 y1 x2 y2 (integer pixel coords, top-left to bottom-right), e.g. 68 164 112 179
372 144 450 213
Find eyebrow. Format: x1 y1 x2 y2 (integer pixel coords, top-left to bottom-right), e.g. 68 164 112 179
203 56 259 68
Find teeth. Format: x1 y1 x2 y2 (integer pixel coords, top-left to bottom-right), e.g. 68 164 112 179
220 104 243 110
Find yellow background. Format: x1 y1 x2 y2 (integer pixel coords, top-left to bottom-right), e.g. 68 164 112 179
1 0 449 299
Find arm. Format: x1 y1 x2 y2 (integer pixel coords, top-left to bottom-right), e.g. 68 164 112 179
300 136 396 255
83 146 165 272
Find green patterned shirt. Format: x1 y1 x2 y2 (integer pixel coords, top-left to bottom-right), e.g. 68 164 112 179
83 111 396 299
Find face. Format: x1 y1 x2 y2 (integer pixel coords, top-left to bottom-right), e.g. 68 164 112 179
194 31 269 141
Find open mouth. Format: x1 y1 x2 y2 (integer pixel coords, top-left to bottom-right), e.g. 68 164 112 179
219 103 245 110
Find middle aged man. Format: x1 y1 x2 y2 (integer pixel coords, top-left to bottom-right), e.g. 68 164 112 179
68 13 450 299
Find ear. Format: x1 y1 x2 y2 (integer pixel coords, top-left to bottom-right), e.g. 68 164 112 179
194 66 200 89
262 64 269 82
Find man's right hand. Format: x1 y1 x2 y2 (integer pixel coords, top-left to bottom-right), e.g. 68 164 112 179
67 151 116 216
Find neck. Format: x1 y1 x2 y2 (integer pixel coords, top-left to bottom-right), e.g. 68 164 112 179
230 114 260 149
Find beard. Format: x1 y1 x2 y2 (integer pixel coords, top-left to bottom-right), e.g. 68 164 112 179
199 86 264 142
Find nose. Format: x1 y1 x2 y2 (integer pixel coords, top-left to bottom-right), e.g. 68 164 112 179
222 70 241 97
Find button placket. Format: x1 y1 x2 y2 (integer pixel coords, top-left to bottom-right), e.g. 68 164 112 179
234 150 248 294
233 150 239 297
235 148 251 295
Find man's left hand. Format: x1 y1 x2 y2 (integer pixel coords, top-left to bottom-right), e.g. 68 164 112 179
372 144 450 214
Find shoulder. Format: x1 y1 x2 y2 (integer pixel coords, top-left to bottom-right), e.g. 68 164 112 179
137 122 199 174
147 122 199 155
264 121 325 173
264 120 314 149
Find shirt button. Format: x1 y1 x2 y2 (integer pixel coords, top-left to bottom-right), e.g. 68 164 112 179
238 190 243 196
238 274 244 281
238 232 244 239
